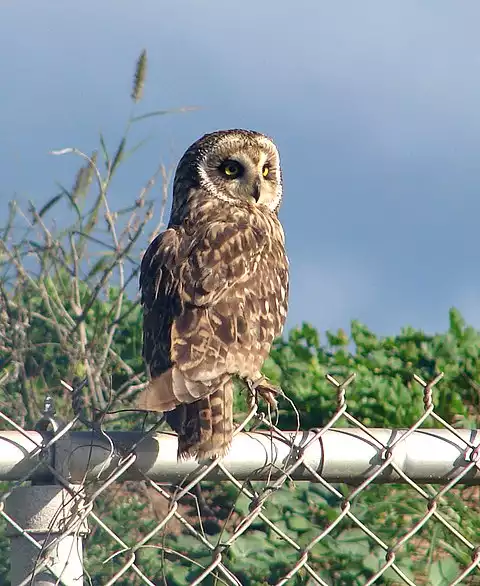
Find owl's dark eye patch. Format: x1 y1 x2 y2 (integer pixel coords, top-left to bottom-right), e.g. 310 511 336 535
219 159 244 179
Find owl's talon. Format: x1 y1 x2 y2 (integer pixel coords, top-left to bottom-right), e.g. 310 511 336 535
246 377 281 411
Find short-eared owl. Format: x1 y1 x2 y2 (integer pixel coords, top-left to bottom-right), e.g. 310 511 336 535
139 129 289 460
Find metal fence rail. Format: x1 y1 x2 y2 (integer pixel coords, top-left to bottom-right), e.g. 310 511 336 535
0 373 479 586
2 428 480 485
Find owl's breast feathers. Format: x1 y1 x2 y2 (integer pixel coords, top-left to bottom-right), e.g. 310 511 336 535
139 198 289 458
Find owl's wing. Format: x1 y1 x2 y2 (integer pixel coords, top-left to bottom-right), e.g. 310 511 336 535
140 228 180 380
140 219 268 410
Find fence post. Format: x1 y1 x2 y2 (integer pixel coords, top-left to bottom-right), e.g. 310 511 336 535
5 485 88 586
5 397 88 586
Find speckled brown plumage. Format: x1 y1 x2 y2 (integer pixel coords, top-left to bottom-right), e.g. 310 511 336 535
138 129 289 460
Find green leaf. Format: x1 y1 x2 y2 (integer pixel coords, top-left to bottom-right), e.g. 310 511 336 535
36 194 63 220
231 531 274 559
131 105 198 123
429 558 460 585
335 528 371 557
286 514 311 532
56 184 82 220
363 551 384 574
126 137 151 158
110 137 126 175
99 132 110 168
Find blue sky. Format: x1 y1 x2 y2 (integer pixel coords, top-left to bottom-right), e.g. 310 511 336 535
2 1 480 337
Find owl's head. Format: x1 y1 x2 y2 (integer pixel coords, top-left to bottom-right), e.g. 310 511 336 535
172 129 283 218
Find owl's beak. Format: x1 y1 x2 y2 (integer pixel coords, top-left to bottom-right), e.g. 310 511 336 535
252 179 261 203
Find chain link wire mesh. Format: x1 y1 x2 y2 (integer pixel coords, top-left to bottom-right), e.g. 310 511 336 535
0 372 479 585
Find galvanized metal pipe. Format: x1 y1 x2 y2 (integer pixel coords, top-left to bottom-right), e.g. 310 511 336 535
0 427 479 485
5 485 88 586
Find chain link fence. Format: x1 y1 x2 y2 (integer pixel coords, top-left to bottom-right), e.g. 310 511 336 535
0 372 479 586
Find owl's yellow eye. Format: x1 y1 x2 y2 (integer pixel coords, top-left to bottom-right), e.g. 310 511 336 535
262 164 270 178
220 160 243 178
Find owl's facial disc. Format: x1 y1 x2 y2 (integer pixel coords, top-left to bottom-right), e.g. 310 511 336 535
214 153 280 210
194 132 283 212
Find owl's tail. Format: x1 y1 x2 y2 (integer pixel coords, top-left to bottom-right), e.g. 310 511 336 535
166 377 234 461
138 369 234 460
